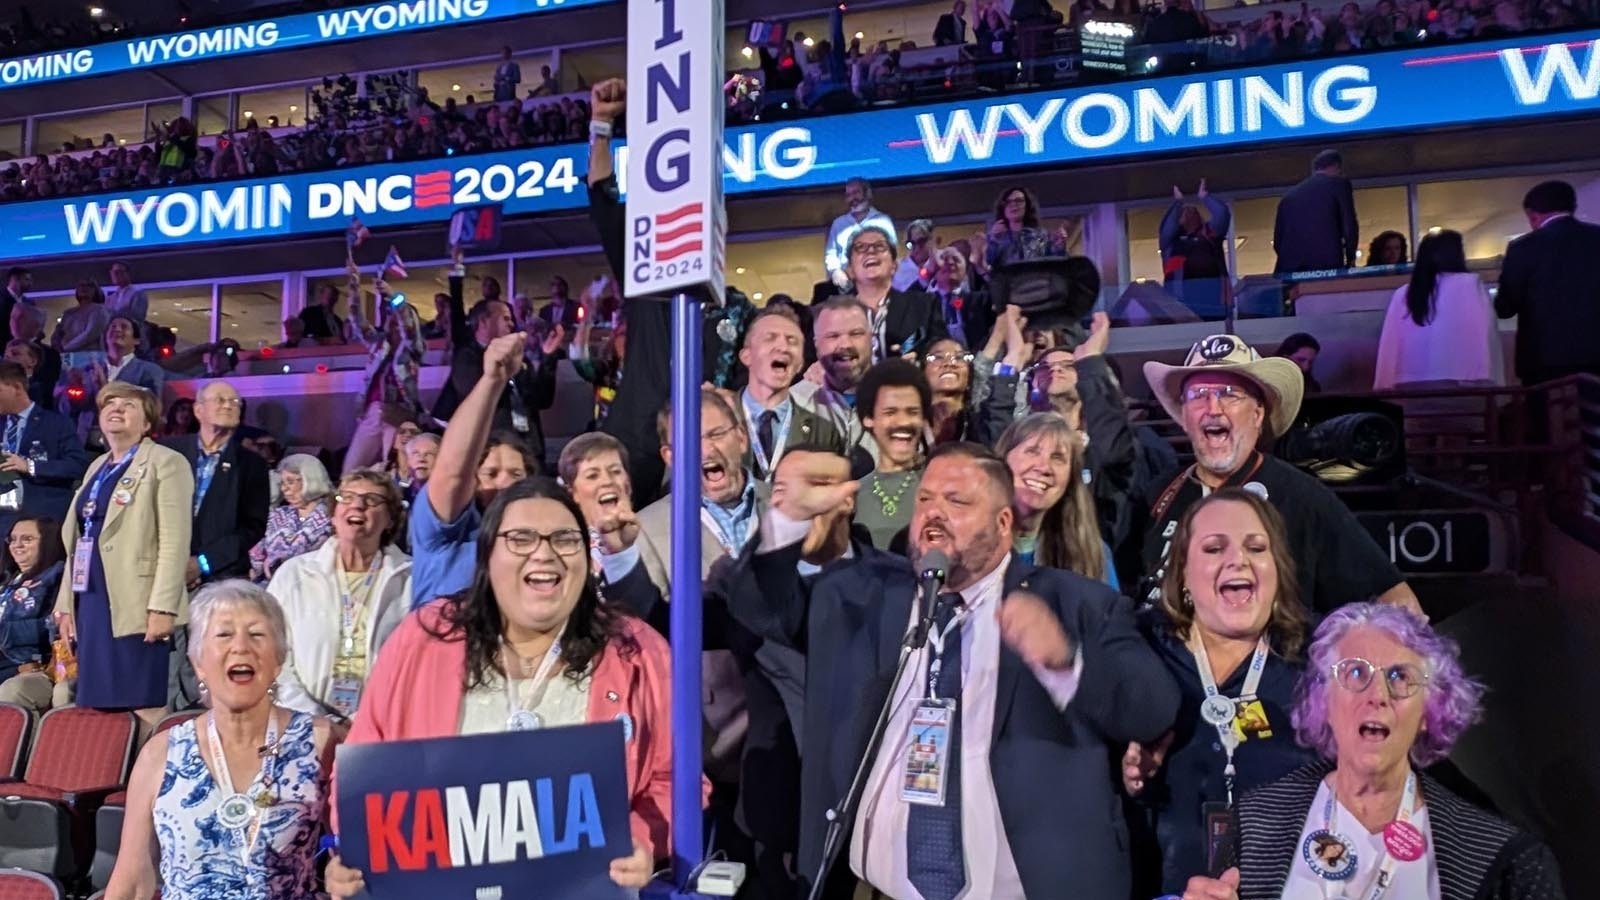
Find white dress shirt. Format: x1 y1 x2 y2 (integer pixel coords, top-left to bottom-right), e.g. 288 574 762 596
843 551 1083 900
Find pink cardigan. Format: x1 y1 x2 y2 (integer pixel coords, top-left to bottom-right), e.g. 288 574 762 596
339 601 703 858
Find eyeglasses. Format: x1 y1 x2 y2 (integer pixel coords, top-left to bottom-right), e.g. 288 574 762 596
1031 359 1076 377
703 423 738 442
496 528 586 557
1330 656 1431 699
850 242 892 257
334 491 388 510
1181 385 1254 408
925 351 973 365
206 397 242 408
1004 194 1028 206
5 535 36 546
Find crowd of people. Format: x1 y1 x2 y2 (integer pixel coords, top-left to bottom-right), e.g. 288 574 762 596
0 0 370 56
0 75 1574 900
0 71 591 203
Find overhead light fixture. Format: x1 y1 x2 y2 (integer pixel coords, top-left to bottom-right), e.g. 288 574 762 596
854 31 864 39
289 104 298 112
89 6 104 17
734 266 746 274
802 36 815 47
452 83 462 92
752 292 764 301
1427 226 1442 235
741 46 753 58
243 110 253 118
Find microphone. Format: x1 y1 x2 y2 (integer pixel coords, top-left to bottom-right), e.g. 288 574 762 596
907 549 950 649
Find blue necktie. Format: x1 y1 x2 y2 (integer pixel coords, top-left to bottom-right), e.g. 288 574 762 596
3 415 20 455
906 592 967 900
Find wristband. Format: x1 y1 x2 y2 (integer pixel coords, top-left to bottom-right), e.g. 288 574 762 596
26 459 34 478
197 554 211 576
589 119 614 139
994 362 1017 378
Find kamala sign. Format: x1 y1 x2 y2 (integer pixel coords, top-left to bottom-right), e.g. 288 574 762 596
0 0 612 90
6 30 1600 259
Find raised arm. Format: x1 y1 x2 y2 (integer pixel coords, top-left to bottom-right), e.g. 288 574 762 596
426 332 526 525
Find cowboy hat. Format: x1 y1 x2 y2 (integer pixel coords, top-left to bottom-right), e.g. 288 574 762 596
1142 334 1305 438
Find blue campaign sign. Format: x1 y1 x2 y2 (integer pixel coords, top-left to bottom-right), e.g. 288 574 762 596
6 30 1600 260
335 721 632 900
0 0 613 90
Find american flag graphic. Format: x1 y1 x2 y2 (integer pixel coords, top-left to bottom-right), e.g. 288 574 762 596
653 201 704 262
414 170 452 209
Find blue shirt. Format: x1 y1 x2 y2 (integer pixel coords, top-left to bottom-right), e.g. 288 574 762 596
742 390 794 475
407 494 480 609
702 477 759 552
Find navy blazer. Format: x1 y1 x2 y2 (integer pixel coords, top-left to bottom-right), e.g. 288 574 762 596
736 542 1181 900
0 561 62 683
0 405 90 529
110 357 166 397
160 434 269 580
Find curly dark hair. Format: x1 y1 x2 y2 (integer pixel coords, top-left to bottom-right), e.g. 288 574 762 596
425 477 635 690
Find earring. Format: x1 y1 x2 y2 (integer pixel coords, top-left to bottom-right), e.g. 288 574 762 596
1181 589 1193 607
268 683 279 702
196 679 207 696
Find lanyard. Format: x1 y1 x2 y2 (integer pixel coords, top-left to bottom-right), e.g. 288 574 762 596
700 500 751 554
502 635 564 729
867 299 889 362
746 402 793 479
193 449 222 515
1323 771 1419 900
81 445 138 519
924 604 967 700
1189 633 1269 806
335 556 381 658
205 711 282 865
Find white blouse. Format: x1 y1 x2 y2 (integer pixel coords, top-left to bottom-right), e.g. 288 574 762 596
1282 777 1441 900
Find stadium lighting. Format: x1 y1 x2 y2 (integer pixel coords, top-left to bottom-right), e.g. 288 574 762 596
802 37 815 47
89 7 104 17
742 46 753 58
734 266 746 274
752 292 764 301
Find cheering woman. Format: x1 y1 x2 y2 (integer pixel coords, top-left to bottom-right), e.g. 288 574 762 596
326 478 693 896
1181 603 1564 900
107 580 333 900
1124 488 1316 896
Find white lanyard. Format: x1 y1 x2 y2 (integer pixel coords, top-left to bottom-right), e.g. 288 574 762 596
205 711 281 865
867 299 889 362
334 556 381 658
501 635 564 730
1189 633 1269 805
746 402 792 479
924 605 967 700
1323 771 1420 900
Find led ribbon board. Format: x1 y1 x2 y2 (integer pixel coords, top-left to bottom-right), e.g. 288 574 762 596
6 30 1600 259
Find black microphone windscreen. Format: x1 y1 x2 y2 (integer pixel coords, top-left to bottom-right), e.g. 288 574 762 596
918 549 950 579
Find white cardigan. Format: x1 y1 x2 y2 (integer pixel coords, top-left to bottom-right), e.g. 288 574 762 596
1374 272 1507 390
268 539 413 717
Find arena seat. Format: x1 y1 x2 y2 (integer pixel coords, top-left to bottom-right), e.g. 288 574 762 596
0 868 62 900
0 709 136 880
89 710 201 891
0 705 31 784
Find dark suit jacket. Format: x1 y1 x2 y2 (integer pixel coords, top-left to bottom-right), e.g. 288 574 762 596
934 12 968 44
1272 172 1358 274
735 543 1180 899
880 288 950 357
161 434 269 580
1495 215 1600 383
537 298 583 328
741 400 848 477
0 405 90 529
1234 762 1565 900
27 342 60 410
430 274 559 466
0 291 17 347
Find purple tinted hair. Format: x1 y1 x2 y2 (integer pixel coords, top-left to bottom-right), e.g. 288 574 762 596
1290 602 1485 767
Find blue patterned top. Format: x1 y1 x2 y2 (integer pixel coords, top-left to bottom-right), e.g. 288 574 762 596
154 711 325 900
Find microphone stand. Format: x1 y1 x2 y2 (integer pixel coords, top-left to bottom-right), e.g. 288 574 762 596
806 576 946 900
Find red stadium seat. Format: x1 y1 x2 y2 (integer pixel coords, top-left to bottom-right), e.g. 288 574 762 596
0 705 31 784
90 709 200 891
0 869 61 900
0 709 136 880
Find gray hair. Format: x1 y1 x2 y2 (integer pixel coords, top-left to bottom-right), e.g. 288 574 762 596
277 453 333 502
186 579 290 668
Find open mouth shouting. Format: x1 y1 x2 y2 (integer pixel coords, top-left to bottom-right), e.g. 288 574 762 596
1357 720 1392 742
884 426 919 457
1217 576 1256 607
768 353 794 382
1198 416 1234 453
522 566 564 599
226 663 257 686
701 458 731 493
596 489 621 512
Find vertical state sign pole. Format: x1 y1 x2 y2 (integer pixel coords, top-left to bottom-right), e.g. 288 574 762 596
668 289 705 885
628 0 726 889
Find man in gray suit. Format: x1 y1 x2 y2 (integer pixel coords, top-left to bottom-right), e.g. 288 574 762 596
595 388 758 870
738 306 844 481
100 315 165 396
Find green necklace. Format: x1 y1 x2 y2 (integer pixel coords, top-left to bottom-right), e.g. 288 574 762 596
870 470 917 518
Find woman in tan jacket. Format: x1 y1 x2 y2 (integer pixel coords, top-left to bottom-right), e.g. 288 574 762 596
54 381 192 724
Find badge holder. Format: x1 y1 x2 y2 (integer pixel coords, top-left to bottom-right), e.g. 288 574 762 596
900 700 955 807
